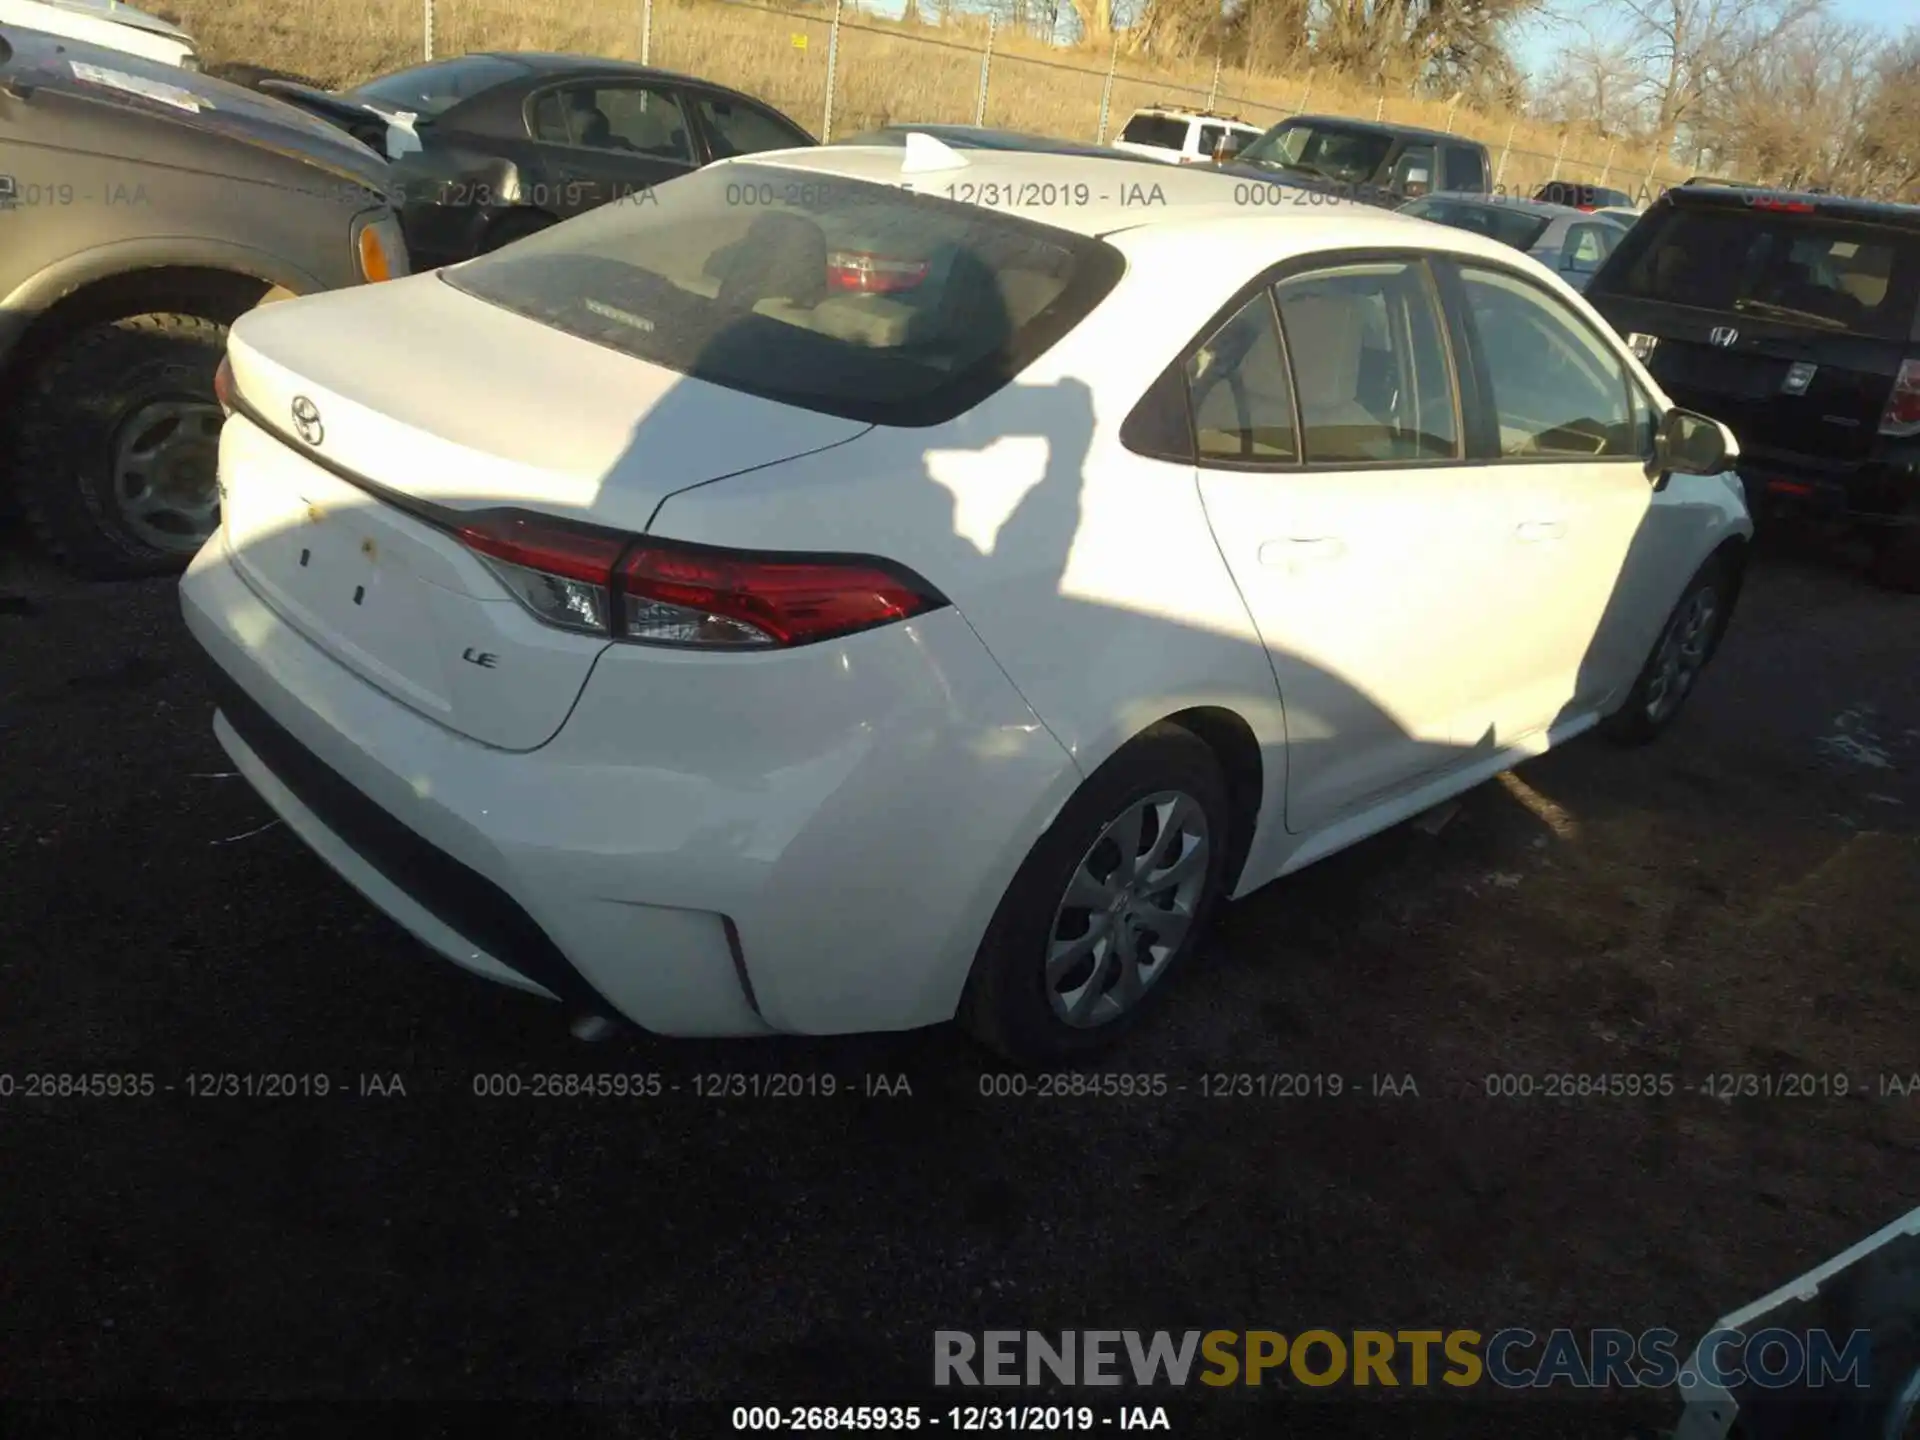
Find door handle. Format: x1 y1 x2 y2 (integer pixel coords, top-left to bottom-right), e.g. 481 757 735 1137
1514 519 1567 542
1258 537 1346 568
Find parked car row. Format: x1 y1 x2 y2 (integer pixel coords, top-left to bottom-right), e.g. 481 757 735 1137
4 26 1910 1068
1395 194 1631 291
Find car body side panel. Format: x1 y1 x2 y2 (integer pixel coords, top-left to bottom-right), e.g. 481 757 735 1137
0 30 392 366
642 245 1295 901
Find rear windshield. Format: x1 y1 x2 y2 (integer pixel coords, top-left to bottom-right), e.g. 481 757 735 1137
442 162 1125 426
1407 199 1551 251
345 55 528 118
1599 205 1920 339
1121 114 1189 149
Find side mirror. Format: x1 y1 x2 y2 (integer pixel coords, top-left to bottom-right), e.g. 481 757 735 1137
1650 407 1736 486
1212 135 1247 163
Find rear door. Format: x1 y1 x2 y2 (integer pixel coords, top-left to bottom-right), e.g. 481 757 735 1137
1586 201 1920 463
1191 256 1494 834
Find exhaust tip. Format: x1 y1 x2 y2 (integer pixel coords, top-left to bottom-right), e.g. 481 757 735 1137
568 1013 620 1043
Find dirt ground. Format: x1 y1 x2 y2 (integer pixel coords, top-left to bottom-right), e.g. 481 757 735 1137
1 525 1915 1436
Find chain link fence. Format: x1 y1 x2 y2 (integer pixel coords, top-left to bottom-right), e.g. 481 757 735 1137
237 0 1692 201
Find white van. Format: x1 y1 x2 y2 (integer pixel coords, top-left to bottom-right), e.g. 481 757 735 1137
0 0 200 69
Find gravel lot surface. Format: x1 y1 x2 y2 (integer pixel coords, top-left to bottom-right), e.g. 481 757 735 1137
2 526 1915 1437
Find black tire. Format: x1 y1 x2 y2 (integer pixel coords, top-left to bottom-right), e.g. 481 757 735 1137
12 314 229 580
1869 524 1920 595
960 723 1231 1067
1829 1251 1920 1440
1600 554 1735 747
478 209 559 254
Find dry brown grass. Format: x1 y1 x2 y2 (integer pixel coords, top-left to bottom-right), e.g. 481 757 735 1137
174 0 1689 198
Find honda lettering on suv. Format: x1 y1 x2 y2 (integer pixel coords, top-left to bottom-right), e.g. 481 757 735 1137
1584 184 1920 590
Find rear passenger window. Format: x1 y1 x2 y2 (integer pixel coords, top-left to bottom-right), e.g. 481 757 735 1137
1272 261 1459 463
1185 293 1297 463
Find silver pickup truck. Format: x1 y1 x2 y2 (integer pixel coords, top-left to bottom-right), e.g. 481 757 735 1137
0 25 407 577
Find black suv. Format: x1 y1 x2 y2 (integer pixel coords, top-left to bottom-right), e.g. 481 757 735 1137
1585 183 1920 589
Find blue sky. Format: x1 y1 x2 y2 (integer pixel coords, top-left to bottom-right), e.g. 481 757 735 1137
1512 0 1918 76
862 0 1918 74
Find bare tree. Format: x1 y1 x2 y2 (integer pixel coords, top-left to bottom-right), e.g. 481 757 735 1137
1689 20 1867 183
1609 0 1829 161
1530 15 1652 135
1855 27 1920 198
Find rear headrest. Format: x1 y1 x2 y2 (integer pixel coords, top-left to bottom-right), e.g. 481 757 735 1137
716 212 829 309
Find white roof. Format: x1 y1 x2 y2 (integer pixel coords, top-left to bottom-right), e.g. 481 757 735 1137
743 143 1544 273
1129 107 1262 127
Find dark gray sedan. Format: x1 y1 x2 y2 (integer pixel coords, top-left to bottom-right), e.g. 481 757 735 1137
1397 194 1631 291
0 25 403 577
260 53 817 267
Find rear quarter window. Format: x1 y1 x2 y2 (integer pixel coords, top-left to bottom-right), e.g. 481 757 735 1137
1120 114 1191 150
441 163 1126 426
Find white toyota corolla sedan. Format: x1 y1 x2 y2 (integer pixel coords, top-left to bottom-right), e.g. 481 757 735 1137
181 138 1751 1065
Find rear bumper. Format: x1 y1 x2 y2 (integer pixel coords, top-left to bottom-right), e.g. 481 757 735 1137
179 530 1080 1038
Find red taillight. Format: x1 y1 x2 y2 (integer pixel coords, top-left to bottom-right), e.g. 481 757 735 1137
213 355 235 416
1747 196 1816 213
1882 359 1920 437
618 544 942 648
826 251 929 295
454 511 945 648
1767 479 1815 496
456 512 628 635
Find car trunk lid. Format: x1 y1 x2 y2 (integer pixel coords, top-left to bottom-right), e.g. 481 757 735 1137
218 273 871 749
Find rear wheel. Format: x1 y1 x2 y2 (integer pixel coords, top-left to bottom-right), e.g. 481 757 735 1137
12 314 229 579
1600 556 1733 746
961 724 1230 1067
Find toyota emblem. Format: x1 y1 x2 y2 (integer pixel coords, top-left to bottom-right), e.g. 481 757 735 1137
291 395 324 446
1709 326 1739 348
